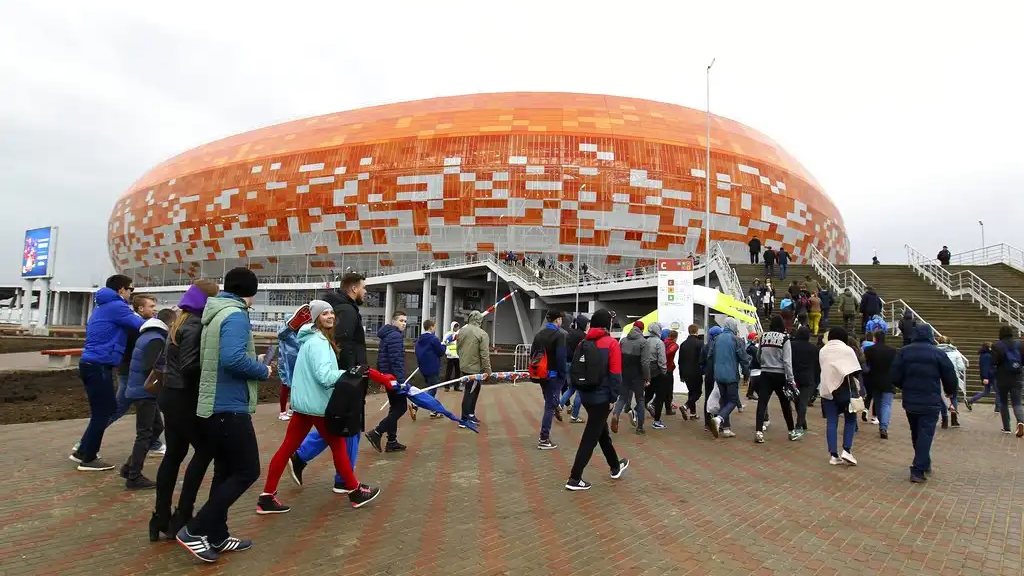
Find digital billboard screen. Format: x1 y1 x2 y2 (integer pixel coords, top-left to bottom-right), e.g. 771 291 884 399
21 227 56 279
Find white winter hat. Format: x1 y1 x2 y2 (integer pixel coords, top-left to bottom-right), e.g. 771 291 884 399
309 300 332 324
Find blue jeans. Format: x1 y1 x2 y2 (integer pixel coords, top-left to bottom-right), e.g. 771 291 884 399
877 392 895 431
540 378 563 440
559 386 582 419
969 384 1001 412
717 381 741 428
296 428 360 485
78 362 118 461
424 374 439 398
822 397 857 456
906 411 938 477
779 262 788 280
80 370 162 450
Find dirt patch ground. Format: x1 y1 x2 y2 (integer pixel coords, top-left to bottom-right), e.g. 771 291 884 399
0 336 86 354
0 347 518 425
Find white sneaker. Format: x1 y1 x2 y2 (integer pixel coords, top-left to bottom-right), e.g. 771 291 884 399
763 420 771 431
829 456 843 465
149 443 166 456
279 412 291 421
754 431 765 443
870 417 880 425
840 450 858 466
721 428 736 438
709 416 723 438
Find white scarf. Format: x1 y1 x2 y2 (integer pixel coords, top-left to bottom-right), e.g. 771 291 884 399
818 340 861 399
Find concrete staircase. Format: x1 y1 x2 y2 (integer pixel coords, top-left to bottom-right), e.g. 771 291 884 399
945 264 1024 304
845 265 1005 397
733 264 834 333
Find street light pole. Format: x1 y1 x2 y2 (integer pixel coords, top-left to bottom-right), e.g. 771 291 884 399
703 57 715 333
494 214 506 345
575 184 585 316
979 220 985 249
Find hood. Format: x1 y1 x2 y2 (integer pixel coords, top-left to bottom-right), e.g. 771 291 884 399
722 318 740 336
417 332 436 343
844 289 853 296
139 317 168 334
708 326 723 340
201 293 247 325
902 309 913 319
937 343 957 353
911 323 935 344
450 321 460 332
178 284 211 315
585 327 609 340
378 324 402 339
867 289 877 295
94 287 123 306
321 290 346 309
626 326 644 340
467 310 483 326
297 323 322 345
648 322 663 338
573 315 589 331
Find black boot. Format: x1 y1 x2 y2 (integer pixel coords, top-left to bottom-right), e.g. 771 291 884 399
149 510 170 542
166 507 193 540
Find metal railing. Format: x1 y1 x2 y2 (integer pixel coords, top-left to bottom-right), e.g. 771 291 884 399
807 245 869 300
808 244 942 337
513 344 529 372
745 295 764 334
948 243 1024 273
906 244 1024 334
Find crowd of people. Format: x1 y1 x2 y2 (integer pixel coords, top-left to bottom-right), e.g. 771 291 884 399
67 265 1024 563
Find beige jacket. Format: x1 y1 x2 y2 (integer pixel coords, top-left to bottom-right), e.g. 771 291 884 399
456 311 491 374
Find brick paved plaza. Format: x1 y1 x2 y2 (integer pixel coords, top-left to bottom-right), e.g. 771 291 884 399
1 385 1022 576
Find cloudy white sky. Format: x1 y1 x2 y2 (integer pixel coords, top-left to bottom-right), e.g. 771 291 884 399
1 1 1021 286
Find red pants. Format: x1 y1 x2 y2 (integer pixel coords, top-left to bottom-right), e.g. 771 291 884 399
279 385 290 413
263 413 358 494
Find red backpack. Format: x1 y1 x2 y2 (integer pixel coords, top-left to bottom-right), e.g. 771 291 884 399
528 328 556 382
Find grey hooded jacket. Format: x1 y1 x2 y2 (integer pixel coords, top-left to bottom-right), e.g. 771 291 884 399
758 330 795 384
642 322 667 381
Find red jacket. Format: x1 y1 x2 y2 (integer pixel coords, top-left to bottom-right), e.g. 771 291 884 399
578 327 622 405
665 338 679 373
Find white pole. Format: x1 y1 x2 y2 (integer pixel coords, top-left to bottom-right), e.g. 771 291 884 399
979 220 985 249
703 58 715 332
575 184 585 316
493 214 504 345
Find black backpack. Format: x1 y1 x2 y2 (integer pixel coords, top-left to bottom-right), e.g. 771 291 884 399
324 371 368 437
570 339 605 392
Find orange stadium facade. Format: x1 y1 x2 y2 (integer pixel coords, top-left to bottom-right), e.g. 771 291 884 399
108 92 849 285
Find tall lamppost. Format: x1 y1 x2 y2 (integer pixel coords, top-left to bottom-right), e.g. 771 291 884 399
575 184 585 316
493 213 507 345
979 220 985 249
703 58 715 333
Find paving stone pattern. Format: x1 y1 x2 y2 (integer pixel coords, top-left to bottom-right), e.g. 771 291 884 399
2 386 1022 576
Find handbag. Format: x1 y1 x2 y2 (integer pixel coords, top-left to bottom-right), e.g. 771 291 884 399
143 349 166 395
846 373 865 414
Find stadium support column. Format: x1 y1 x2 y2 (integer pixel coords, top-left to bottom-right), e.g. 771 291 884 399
21 280 33 328
442 280 454 335
51 290 61 326
421 276 431 327
34 279 50 335
434 277 445 328
384 284 395 323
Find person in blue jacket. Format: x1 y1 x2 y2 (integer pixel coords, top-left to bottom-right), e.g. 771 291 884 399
120 308 176 489
72 275 144 471
709 318 752 439
366 310 409 453
891 324 958 483
415 318 447 416
966 343 1000 413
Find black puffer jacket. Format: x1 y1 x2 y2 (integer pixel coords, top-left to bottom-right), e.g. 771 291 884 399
164 314 203 391
323 290 367 369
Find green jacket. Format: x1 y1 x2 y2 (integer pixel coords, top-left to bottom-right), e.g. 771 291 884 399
197 293 268 417
456 311 491 374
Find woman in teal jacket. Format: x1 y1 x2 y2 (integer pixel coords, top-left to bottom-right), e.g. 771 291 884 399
256 301 381 514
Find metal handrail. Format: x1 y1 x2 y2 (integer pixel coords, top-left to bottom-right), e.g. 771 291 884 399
948 243 1024 273
880 298 942 339
806 245 869 301
906 244 1024 334
745 295 764 334
807 244 943 337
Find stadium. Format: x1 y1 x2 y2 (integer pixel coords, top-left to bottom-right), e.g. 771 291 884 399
109 92 849 342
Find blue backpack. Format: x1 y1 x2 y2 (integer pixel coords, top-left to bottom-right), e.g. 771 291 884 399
1005 342 1022 375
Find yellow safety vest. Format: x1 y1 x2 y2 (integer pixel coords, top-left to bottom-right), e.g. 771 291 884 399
444 331 459 358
